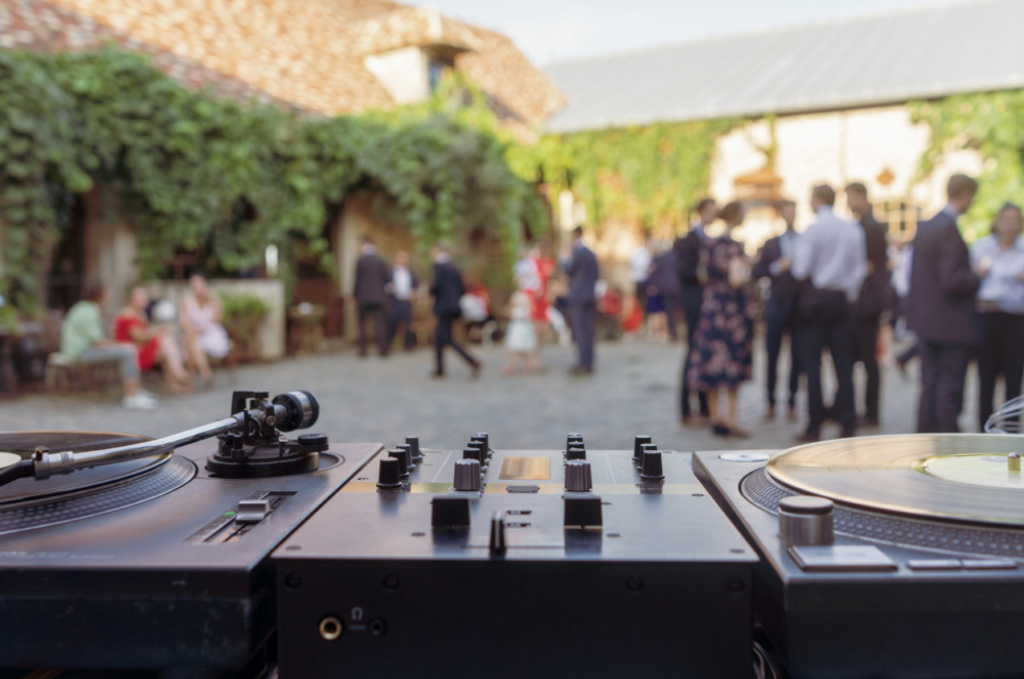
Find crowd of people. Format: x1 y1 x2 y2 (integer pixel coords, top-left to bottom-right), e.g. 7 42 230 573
667 173 1023 440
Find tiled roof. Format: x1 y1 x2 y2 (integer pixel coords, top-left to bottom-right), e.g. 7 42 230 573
2 0 290 106
3 0 564 129
545 0 1024 133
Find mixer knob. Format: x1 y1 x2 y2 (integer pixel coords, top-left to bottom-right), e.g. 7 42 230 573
405 436 423 462
462 446 485 466
638 443 658 468
633 435 652 462
640 451 664 480
394 444 415 470
471 433 492 456
376 457 403 489
453 459 482 492
566 446 586 461
387 449 411 478
566 433 584 450
565 460 594 492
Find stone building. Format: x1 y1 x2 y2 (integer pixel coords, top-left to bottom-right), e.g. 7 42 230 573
1 0 564 347
545 0 1024 278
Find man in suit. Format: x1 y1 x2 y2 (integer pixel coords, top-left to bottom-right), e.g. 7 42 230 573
429 244 480 378
674 198 716 424
353 235 390 357
653 243 683 342
753 200 801 420
562 225 600 375
908 174 980 433
792 184 867 442
386 250 419 351
845 182 890 427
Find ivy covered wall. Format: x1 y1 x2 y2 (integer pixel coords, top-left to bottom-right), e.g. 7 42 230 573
0 47 544 312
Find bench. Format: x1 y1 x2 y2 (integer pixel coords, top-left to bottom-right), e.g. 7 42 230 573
45 352 121 395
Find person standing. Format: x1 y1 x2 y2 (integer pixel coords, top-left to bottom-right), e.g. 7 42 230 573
687 201 755 437
386 251 419 352
675 198 716 424
792 184 867 442
429 244 480 378
353 236 390 357
562 225 600 375
651 242 682 341
970 202 1024 429
629 230 653 318
753 200 801 420
845 183 889 427
907 174 980 433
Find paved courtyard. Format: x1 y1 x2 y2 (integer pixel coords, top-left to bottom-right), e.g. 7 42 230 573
0 337 984 454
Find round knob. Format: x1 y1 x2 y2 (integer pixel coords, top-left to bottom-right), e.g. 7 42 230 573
472 433 491 456
454 459 482 491
638 443 658 468
376 457 403 489
566 446 586 461
462 447 485 466
565 460 594 492
640 451 664 479
405 436 423 462
566 433 584 449
778 495 835 546
394 444 415 470
633 435 652 462
387 449 411 478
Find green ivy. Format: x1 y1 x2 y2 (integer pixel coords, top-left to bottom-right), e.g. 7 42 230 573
0 46 544 312
910 90 1024 241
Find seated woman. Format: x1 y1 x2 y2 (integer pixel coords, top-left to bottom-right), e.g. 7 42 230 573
179 274 231 386
60 281 156 410
114 286 192 394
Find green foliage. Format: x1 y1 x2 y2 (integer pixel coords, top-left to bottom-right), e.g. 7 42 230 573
220 291 269 324
910 91 1024 241
512 119 737 233
0 46 543 312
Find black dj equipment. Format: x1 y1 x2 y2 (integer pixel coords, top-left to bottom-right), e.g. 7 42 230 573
693 435 1024 679
273 434 756 679
0 390 380 677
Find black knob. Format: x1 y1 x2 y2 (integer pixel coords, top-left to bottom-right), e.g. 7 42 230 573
472 432 491 455
387 449 411 478
466 440 487 461
633 435 652 462
463 447 485 465
405 436 423 462
454 459 482 491
566 446 586 461
640 451 664 480
395 444 415 470
377 458 403 489
565 460 594 491
566 433 584 450
638 443 658 468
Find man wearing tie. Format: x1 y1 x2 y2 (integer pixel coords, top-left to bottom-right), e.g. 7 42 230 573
562 226 600 375
753 200 801 420
792 185 867 442
675 198 716 424
907 174 980 433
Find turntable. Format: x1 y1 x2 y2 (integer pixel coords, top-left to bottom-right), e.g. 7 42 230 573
0 390 380 677
694 434 1024 679
273 433 757 679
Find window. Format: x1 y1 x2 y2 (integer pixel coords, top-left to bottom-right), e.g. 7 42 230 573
876 200 923 242
427 57 451 94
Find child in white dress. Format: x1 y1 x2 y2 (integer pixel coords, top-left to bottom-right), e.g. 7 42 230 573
503 289 538 375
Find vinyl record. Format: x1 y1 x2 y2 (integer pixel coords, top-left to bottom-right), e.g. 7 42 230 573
766 434 1024 526
0 430 169 505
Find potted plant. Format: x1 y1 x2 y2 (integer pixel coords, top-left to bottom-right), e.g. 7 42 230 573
219 292 269 362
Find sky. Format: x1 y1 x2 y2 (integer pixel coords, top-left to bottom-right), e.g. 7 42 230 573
408 0 983 66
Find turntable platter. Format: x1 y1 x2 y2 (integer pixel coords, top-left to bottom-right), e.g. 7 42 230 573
766 434 1024 526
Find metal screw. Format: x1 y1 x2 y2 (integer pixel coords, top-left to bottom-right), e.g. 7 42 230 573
283 572 301 589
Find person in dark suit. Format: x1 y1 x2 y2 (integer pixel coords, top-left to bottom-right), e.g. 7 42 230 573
845 182 890 427
429 244 480 378
562 226 600 375
908 174 981 433
652 244 683 342
674 198 716 424
353 235 391 357
753 200 800 420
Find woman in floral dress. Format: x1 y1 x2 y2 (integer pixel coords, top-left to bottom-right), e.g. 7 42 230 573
687 201 754 437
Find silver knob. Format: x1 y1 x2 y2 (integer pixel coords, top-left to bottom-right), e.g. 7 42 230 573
453 459 482 492
778 495 834 546
565 460 593 492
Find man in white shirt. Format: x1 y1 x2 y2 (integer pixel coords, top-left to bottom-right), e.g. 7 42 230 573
629 230 653 315
386 251 419 351
792 184 868 441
